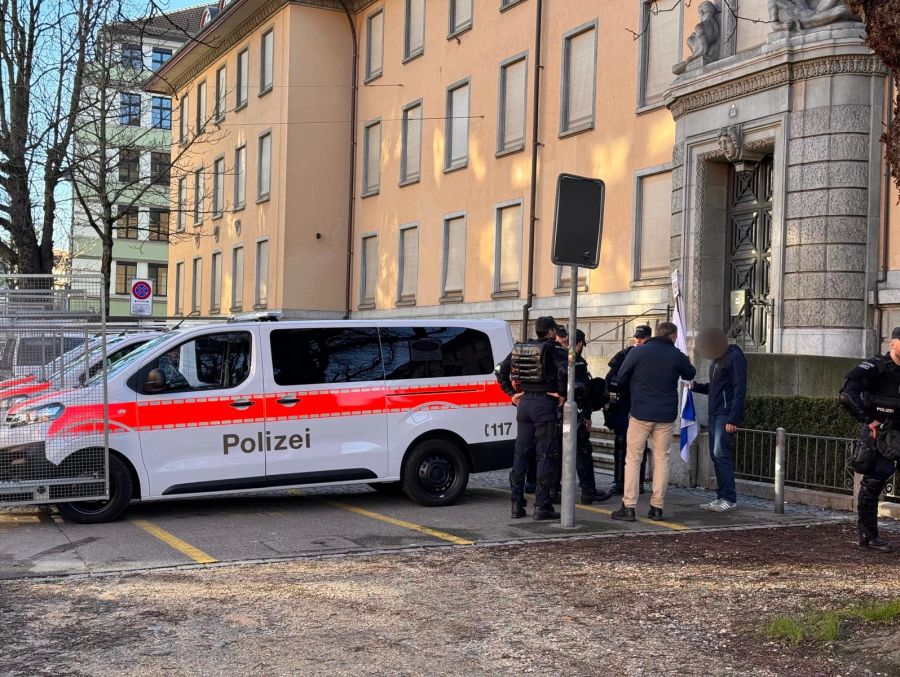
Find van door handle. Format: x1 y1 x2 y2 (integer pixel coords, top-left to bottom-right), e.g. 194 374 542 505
230 399 255 410
277 395 301 406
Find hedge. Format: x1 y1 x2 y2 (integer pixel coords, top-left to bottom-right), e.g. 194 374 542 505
741 395 859 439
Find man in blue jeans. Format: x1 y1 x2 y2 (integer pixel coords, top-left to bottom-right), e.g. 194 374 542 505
690 328 747 512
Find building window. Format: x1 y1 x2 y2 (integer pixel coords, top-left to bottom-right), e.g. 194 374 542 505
117 207 139 239
365 8 384 81
148 263 167 297
149 209 169 242
401 101 422 184
445 80 469 171
191 257 202 314
176 177 186 231
635 170 673 281
152 47 172 71
175 261 184 314
449 0 473 36
120 93 141 126
360 235 378 307
736 0 769 53
150 151 170 187
255 239 269 307
151 96 171 129
118 148 140 183
121 43 143 69
638 0 681 108
193 168 204 224
115 261 137 295
500 0 525 8
231 246 244 311
498 55 527 154
442 214 465 299
236 48 249 109
212 157 225 217
234 145 246 209
178 94 188 143
195 81 207 133
258 132 271 201
557 266 588 290
398 226 418 303
210 251 223 312
215 65 227 121
561 22 597 135
260 29 274 94
362 121 381 196
495 201 523 293
404 0 425 61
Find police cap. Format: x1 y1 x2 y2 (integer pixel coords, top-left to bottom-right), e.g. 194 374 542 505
634 325 652 339
556 326 568 338
891 327 900 341
576 329 586 344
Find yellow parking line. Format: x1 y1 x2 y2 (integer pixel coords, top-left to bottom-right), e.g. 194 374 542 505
130 519 218 564
319 499 474 546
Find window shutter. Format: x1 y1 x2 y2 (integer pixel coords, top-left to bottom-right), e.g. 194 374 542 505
453 0 472 31
638 171 673 280
444 217 466 294
449 84 469 165
498 204 523 291
502 59 527 150
736 0 770 52
262 31 274 89
368 11 383 76
404 106 422 180
642 0 680 105
407 0 425 56
232 247 244 308
400 228 418 298
565 28 595 130
256 240 269 305
259 134 271 197
363 236 378 301
365 123 381 192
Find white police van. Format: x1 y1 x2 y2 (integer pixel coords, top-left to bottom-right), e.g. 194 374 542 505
0 317 516 522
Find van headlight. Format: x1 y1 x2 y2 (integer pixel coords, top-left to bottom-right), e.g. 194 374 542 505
7 403 65 428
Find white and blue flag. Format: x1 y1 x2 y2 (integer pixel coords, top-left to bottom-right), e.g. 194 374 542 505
679 387 698 463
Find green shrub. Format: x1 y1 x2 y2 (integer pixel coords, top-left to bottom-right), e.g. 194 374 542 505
742 395 858 438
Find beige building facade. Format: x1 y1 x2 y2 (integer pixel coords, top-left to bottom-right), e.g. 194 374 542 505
149 0 899 363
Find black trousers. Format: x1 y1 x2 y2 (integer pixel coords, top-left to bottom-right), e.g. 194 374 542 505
576 421 597 492
510 394 561 511
857 437 898 539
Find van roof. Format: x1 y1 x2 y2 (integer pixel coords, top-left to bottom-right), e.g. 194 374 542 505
220 318 510 330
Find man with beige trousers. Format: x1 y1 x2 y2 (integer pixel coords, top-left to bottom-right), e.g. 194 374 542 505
609 321 696 522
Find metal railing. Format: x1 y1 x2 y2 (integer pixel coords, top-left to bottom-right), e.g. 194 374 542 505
734 427 900 507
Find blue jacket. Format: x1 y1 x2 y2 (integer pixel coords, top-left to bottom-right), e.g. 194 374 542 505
616 337 696 423
691 345 748 425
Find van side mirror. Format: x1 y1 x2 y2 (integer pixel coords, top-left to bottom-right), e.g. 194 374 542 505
144 368 166 393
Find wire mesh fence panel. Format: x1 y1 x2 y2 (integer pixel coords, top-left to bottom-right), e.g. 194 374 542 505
0 275 109 506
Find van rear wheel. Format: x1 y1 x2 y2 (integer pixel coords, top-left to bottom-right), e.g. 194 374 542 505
56 455 132 524
402 439 468 507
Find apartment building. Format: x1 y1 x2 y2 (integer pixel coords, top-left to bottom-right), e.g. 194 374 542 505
71 7 206 317
149 0 898 360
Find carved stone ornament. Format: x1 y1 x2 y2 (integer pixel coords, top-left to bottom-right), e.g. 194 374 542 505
673 1 720 76
717 125 742 161
767 0 860 33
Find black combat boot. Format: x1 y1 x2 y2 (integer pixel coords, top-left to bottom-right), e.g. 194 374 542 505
859 533 894 553
580 487 612 505
611 503 636 522
647 506 663 520
511 502 526 519
533 506 560 521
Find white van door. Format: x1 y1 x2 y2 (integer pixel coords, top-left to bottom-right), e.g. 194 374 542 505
135 328 265 496
260 325 388 485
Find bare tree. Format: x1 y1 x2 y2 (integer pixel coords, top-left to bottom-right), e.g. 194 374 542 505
0 0 104 274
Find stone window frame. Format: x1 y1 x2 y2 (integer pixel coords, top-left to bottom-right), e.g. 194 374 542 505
635 0 684 113
559 18 599 138
492 197 525 298
397 222 419 306
631 162 675 287
496 51 529 157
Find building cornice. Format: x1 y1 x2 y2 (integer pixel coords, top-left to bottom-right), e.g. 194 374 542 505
668 54 888 120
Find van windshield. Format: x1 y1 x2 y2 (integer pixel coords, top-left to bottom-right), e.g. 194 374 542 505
83 334 175 387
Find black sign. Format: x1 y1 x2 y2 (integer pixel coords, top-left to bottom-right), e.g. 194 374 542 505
551 174 604 269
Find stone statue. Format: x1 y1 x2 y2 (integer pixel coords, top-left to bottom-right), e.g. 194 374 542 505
673 1 720 76
767 0 859 32
717 125 742 161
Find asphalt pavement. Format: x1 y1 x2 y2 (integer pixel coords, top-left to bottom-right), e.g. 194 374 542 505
0 470 850 580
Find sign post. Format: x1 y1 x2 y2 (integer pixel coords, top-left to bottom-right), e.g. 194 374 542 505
551 174 605 528
129 278 154 317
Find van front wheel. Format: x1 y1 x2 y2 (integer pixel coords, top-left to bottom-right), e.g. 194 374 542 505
56 455 133 524
402 439 469 507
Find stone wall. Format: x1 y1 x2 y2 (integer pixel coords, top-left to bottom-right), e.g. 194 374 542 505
745 352 857 397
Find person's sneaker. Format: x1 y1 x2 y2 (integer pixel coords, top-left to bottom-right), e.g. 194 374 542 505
524 482 536 494
710 500 737 512
699 499 723 511
511 503 526 519
533 508 560 521
647 506 664 520
859 534 894 553
610 504 636 522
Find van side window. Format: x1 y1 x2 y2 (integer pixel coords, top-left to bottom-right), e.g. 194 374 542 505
379 327 494 379
270 328 383 386
141 331 252 393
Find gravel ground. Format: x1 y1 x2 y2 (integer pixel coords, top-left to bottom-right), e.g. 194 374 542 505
1 522 898 676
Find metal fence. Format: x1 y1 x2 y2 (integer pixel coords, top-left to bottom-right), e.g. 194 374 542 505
734 427 900 503
0 274 109 506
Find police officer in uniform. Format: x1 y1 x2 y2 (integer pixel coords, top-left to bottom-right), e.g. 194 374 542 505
838 327 900 553
496 316 568 520
604 326 650 495
574 329 612 504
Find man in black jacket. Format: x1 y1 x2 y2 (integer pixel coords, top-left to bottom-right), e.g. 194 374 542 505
611 321 696 522
691 328 747 512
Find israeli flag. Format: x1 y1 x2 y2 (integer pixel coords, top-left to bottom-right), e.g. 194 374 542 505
680 387 698 463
